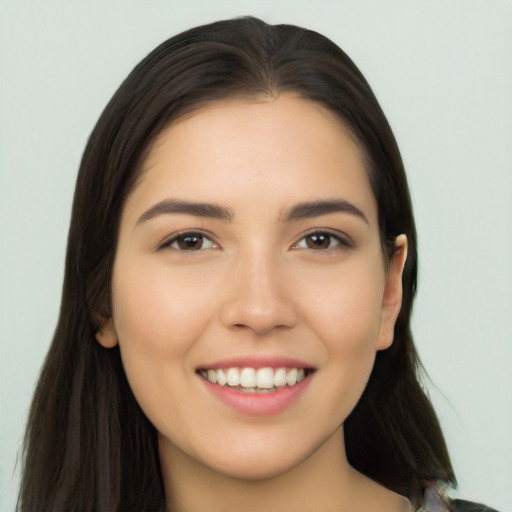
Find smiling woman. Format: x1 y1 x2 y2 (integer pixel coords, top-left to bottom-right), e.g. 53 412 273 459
101 95 408 497
17 16 498 512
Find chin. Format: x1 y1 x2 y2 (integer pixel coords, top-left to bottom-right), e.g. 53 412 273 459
195 434 324 483
208 456 302 482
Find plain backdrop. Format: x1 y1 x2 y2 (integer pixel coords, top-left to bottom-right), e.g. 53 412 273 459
1 1 511 511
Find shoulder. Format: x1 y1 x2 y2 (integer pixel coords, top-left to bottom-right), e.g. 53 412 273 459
450 499 500 512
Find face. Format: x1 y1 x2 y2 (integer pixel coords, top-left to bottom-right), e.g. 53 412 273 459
97 94 406 481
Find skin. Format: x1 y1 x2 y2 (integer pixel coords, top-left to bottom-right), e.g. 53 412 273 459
97 94 410 511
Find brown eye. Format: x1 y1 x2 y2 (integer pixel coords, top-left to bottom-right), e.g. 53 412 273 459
163 232 217 251
305 234 332 249
293 231 347 251
177 234 204 250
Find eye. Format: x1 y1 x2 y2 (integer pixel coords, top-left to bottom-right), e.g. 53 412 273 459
293 231 349 251
161 232 218 251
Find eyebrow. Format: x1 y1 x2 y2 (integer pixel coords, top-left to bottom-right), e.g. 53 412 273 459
136 198 368 226
137 199 234 224
283 199 369 224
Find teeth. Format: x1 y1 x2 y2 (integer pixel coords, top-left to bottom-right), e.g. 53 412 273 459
216 369 227 386
199 366 310 389
256 367 274 388
227 368 240 387
274 367 287 387
240 368 256 388
286 368 297 386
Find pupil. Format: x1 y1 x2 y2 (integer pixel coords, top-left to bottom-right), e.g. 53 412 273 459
307 234 330 249
178 235 202 250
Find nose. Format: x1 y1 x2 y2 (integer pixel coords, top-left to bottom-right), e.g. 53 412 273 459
219 249 298 336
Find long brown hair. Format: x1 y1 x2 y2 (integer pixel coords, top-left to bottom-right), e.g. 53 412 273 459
18 16 455 511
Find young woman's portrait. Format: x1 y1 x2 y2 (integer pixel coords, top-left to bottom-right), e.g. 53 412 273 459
1 2 510 511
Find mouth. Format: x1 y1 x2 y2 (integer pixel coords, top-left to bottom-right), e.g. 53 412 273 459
197 366 315 393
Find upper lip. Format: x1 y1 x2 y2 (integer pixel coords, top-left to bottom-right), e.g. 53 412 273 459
196 355 315 371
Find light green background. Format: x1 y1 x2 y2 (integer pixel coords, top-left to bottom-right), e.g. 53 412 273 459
1 1 511 511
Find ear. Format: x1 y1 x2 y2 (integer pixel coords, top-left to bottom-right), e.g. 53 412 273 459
375 234 408 351
95 317 118 348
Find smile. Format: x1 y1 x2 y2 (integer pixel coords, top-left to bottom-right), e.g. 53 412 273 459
197 365 314 416
198 367 312 392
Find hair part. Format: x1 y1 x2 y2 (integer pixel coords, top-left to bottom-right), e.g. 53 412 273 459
19 16 455 511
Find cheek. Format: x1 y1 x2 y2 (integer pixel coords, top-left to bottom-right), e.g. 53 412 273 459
297 254 385 350
295 255 385 416
112 259 220 351
109 259 220 418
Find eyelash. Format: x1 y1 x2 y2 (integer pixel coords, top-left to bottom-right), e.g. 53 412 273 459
158 230 352 252
291 230 352 251
159 231 219 252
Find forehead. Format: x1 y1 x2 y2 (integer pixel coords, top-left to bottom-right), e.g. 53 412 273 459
123 94 377 227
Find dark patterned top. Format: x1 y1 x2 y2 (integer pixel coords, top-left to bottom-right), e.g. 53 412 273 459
418 486 500 512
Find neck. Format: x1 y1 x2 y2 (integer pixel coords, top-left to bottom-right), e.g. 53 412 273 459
159 427 411 512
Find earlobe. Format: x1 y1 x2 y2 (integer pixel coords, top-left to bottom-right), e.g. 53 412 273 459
376 234 408 351
95 317 118 348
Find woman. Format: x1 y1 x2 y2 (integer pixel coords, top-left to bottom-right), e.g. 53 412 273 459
18 16 498 512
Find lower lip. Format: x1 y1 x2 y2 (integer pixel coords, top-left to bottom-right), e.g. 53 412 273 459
201 375 312 417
